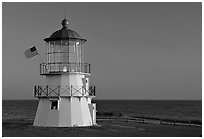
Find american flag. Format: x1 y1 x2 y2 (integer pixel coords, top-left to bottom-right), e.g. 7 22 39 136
24 46 38 59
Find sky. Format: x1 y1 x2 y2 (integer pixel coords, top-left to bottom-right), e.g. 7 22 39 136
2 2 202 100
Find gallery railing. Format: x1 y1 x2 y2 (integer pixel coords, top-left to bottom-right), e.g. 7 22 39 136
40 62 91 75
34 85 96 98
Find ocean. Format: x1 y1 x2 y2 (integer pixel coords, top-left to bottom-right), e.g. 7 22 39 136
2 100 202 123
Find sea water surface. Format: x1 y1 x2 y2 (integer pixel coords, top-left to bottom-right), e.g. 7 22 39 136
2 100 202 123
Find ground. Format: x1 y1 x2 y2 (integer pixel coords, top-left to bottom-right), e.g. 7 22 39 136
2 118 202 137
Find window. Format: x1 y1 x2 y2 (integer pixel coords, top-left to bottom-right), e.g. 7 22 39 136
50 100 58 110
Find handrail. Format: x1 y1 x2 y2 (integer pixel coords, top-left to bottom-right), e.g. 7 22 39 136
34 85 96 98
40 62 90 75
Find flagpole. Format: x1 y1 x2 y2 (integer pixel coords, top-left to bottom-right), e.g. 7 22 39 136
38 49 51 74
26 44 48 71
32 42 44 63
34 44 49 72
38 53 44 64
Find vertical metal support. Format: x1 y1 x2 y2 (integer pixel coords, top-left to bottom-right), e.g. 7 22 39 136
81 87 83 96
43 64 45 74
85 64 87 73
48 42 50 64
34 86 36 97
67 40 69 66
94 86 96 96
59 63 60 72
39 86 41 96
40 64 41 75
89 64 91 73
75 42 77 72
83 43 85 65
70 85 72 96
46 85 49 96
58 85 60 96
89 86 92 96
40 63 42 74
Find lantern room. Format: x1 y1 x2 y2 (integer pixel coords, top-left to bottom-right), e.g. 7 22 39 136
40 19 90 74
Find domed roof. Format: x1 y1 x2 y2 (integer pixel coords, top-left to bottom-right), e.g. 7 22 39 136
44 19 87 42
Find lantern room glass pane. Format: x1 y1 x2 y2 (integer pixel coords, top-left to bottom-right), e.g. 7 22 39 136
46 40 85 73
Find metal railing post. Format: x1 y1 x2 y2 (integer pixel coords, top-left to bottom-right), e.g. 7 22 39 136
40 62 91 74
89 64 91 73
59 63 60 72
58 85 60 96
82 87 84 96
89 86 92 96
94 86 96 96
34 86 36 97
40 64 41 75
46 85 49 96
71 85 72 96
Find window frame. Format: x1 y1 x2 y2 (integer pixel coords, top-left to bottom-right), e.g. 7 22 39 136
50 99 59 110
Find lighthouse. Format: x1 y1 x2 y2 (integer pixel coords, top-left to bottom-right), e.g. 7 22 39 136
33 19 96 127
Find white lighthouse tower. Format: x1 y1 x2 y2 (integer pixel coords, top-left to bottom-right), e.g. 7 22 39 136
33 19 96 127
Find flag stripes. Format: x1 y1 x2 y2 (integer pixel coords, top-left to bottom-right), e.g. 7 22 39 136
24 46 39 59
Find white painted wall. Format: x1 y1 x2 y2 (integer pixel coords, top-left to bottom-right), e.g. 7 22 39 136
45 74 88 96
46 106 60 127
71 97 83 126
46 75 61 87
92 103 97 125
34 96 95 127
61 75 70 87
34 98 60 127
33 98 50 126
88 103 97 125
58 98 72 126
80 97 93 126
